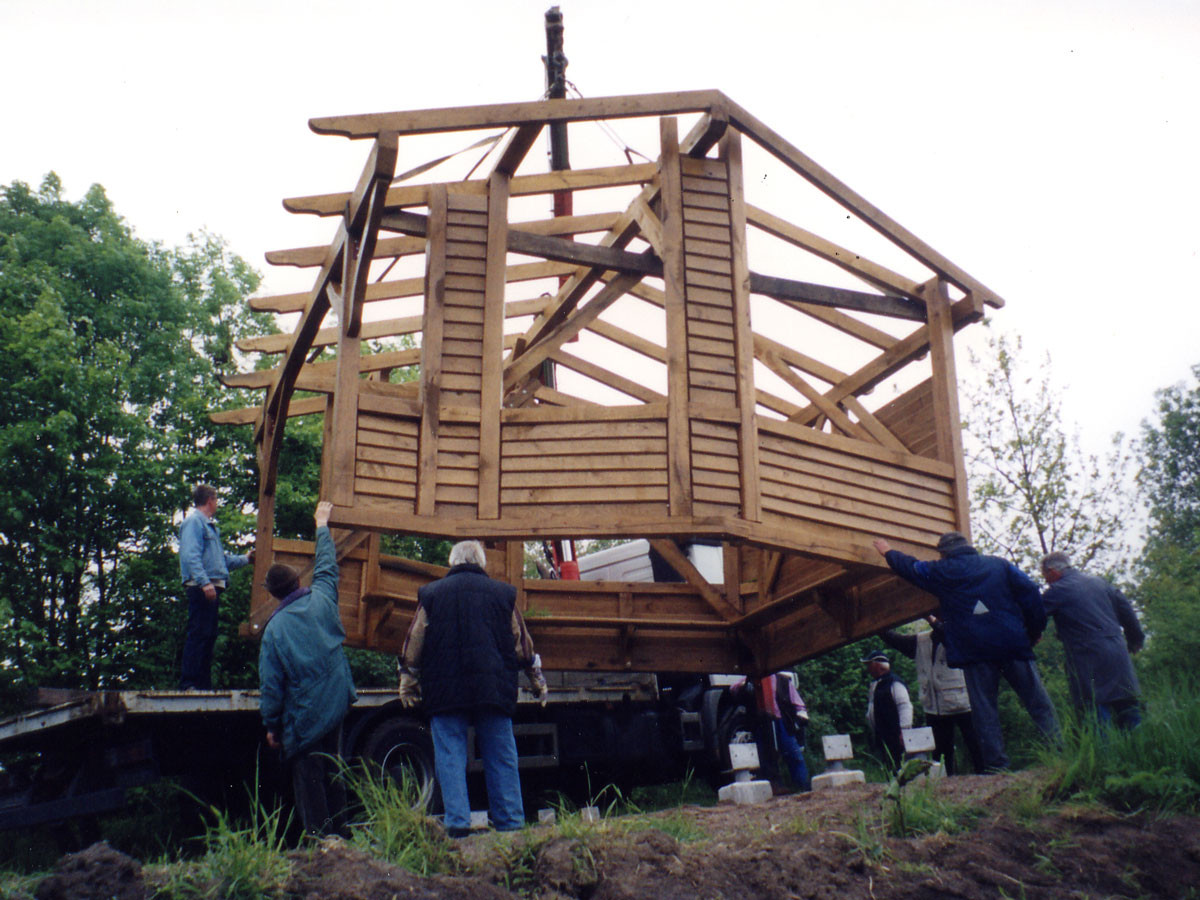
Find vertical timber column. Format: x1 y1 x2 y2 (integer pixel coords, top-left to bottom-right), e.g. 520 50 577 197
659 117 693 517
479 173 510 519
328 280 362 507
925 277 971 535
720 129 761 522
417 186 448 517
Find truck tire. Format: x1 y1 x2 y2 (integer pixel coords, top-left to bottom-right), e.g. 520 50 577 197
359 716 441 813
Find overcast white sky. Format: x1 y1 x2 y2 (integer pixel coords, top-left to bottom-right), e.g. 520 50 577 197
4 0 1198 456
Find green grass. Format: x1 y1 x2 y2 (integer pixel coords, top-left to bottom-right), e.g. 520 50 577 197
1039 681 1200 814
152 786 292 900
337 759 457 876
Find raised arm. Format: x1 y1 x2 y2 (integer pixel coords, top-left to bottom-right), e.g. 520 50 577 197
310 501 338 599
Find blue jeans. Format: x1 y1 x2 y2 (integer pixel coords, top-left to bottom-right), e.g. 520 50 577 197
963 658 1060 772
1096 698 1142 730
431 712 524 832
773 720 810 791
180 585 221 689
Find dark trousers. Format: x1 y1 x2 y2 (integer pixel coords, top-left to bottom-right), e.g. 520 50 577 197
928 711 984 775
180 585 222 689
290 722 348 838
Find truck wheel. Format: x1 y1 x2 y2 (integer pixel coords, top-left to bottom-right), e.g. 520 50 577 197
360 717 441 813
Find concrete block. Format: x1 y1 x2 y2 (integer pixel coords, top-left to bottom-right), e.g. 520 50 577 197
580 806 601 823
727 741 760 772
718 779 773 805
902 726 936 754
469 810 489 830
538 808 557 825
811 769 866 791
822 734 854 762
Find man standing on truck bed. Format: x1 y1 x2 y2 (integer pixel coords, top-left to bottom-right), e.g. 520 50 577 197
178 484 252 690
259 500 357 838
399 540 547 836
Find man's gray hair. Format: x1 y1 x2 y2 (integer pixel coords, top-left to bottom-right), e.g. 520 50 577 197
1042 550 1072 573
449 540 488 567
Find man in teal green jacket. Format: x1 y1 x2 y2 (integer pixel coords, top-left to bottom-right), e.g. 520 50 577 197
259 500 357 837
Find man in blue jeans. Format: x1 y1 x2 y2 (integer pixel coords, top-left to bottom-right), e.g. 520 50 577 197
399 540 546 836
178 484 252 689
873 532 1059 771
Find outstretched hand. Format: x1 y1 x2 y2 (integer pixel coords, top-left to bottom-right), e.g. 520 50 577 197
315 500 333 529
872 539 891 556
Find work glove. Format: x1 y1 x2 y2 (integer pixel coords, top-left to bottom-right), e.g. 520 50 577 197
528 654 548 707
399 671 421 709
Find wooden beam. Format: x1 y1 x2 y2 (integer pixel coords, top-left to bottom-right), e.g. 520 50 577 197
721 129 761 522
660 117 692 518
648 539 740 621
923 277 971 534
250 260 574 315
479 173 508 519
266 212 620 269
309 90 726 138
284 164 657 216
549 349 666 404
416 185 447 517
240 300 543 354
749 271 925 321
502 271 644 391
745 203 922 299
493 123 543 177
724 97 1003 309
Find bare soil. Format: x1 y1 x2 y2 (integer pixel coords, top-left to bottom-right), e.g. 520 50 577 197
27 774 1200 899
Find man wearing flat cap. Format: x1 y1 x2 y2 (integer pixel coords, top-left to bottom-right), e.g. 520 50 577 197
862 649 912 771
258 500 357 837
873 531 1059 772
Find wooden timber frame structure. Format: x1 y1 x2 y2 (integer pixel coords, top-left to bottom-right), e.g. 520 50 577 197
219 90 1003 676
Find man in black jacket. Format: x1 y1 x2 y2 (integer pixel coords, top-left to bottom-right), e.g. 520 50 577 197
399 540 546 836
862 649 913 771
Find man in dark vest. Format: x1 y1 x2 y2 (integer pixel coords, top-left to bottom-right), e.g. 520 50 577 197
862 649 912 771
399 540 546 836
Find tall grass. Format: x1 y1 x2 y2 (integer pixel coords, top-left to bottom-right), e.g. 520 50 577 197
1040 678 1200 814
154 785 292 900
337 760 456 876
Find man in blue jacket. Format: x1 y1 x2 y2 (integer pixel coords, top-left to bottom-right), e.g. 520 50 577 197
873 531 1059 772
178 484 253 689
259 500 357 837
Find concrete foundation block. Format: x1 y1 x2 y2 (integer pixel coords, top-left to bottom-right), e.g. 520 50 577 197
580 806 601 823
469 810 489 829
811 769 866 791
717 779 773 805
538 808 557 825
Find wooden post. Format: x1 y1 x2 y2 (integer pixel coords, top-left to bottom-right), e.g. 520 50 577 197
328 281 361 507
924 277 971 535
720 129 761 522
417 185 448 517
479 173 509 519
659 117 692 516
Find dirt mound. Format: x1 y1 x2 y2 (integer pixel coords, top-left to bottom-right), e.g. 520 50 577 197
32 841 144 900
286 838 511 900
21 775 1200 899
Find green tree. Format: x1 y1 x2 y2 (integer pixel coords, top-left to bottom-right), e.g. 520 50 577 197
1134 363 1200 678
0 174 266 706
962 330 1135 578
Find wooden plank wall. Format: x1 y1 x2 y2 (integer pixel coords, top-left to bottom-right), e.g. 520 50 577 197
499 406 670 521
757 417 957 553
355 407 420 512
678 154 746 518
872 378 937 457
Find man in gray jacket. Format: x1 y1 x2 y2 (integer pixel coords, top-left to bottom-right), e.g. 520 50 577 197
882 618 984 774
259 500 357 837
1041 551 1145 729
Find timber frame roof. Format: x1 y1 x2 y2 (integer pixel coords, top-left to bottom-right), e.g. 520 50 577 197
220 90 997 675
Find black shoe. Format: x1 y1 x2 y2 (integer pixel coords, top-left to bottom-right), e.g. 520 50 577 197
446 826 472 839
